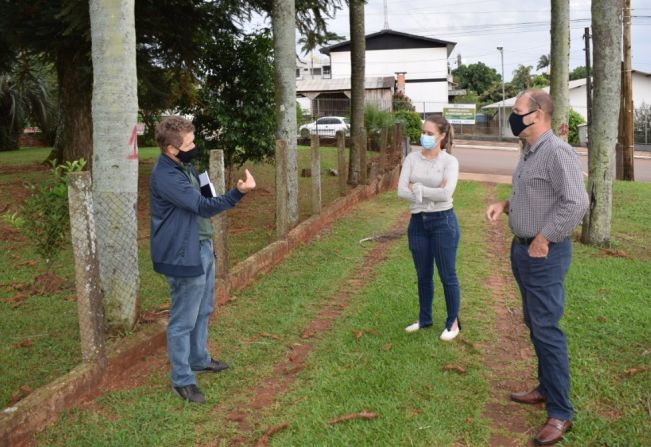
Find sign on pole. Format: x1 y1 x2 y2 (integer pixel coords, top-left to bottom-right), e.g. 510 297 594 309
443 104 477 125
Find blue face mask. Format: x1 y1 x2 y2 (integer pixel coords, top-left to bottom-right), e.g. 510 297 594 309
420 134 436 150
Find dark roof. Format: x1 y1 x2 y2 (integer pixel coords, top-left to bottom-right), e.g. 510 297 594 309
320 29 456 56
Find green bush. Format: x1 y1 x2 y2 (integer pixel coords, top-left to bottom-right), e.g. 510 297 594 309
365 104 394 150
18 159 86 269
394 110 422 144
568 107 585 145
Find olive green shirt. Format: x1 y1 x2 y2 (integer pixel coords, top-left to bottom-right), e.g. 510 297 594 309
181 164 213 240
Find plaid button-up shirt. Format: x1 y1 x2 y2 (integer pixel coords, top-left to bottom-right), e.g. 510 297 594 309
508 129 589 243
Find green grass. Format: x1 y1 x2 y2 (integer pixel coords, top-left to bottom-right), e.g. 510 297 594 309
34 191 409 446
0 144 353 408
3 144 650 445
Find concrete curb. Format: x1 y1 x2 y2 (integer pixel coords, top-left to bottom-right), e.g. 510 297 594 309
0 165 401 447
0 320 166 447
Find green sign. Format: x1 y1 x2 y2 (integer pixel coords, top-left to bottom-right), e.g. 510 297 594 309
443 105 476 125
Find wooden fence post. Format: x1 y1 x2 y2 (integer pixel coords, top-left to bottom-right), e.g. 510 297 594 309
67 172 106 365
209 150 229 280
275 139 289 239
379 127 388 172
311 134 321 214
359 128 368 184
336 130 347 196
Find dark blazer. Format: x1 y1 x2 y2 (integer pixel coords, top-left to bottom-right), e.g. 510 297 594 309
149 154 244 277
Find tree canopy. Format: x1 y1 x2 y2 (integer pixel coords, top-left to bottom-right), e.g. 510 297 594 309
452 62 501 95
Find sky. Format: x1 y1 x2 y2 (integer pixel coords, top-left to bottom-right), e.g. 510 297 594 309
287 0 651 82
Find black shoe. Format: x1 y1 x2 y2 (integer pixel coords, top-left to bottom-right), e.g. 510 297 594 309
192 358 230 373
173 384 205 403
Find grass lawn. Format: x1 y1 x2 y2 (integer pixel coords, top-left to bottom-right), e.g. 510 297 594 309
33 179 651 446
1 144 649 445
0 144 353 408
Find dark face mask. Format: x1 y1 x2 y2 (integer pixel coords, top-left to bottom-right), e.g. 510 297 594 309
176 147 197 163
508 110 537 136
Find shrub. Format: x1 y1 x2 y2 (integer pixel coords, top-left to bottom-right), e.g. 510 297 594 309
365 104 394 150
18 159 86 269
394 110 422 144
568 107 585 145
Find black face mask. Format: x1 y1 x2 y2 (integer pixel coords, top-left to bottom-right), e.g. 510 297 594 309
176 147 197 163
508 110 537 136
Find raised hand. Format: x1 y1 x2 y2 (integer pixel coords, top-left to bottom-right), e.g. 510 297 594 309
237 169 256 193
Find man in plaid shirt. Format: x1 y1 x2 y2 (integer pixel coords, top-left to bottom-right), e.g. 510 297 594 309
486 89 589 446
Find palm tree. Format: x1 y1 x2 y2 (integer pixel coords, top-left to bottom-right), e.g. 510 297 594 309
90 0 140 331
0 55 52 151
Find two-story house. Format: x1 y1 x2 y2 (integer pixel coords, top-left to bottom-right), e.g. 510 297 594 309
320 29 458 115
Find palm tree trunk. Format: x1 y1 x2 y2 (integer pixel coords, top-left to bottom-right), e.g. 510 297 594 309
348 0 365 185
90 0 140 331
581 0 622 245
272 0 298 225
51 48 93 165
550 0 569 141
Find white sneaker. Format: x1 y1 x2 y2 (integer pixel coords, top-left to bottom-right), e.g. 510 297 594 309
405 322 420 333
440 327 459 341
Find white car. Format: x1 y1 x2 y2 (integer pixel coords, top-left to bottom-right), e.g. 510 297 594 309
299 116 350 138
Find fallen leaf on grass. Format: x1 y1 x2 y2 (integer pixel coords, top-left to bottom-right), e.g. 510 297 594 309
328 410 377 425
255 422 289 447
382 343 392 351
624 366 650 377
13 339 33 349
1 293 28 308
599 248 630 258
17 259 38 267
10 385 33 405
442 364 466 374
363 328 379 336
259 332 282 340
352 330 363 340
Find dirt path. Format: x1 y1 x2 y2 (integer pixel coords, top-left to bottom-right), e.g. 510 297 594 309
480 184 540 446
205 212 411 447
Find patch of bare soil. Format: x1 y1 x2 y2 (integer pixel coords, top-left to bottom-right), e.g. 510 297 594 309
481 185 540 446
205 213 411 447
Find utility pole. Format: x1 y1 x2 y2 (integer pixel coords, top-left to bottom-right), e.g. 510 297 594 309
584 27 592 149
581 26 592 237
497 46 505 139
621 0 635 180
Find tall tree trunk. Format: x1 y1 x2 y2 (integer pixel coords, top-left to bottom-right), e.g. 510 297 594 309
550 0 569 141
272 0 298 226
90 0 140 331
348 0 365 185
582 0 622 246
51 48 93 165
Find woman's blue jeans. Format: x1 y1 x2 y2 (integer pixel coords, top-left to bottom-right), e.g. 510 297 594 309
165 239 215 387
407 209 461 330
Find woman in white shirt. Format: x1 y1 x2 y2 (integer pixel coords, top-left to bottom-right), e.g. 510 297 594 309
397 115 461 341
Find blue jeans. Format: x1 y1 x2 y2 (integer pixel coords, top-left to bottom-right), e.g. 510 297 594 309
407 209 461 330
165 239 215 387
511 237 573 420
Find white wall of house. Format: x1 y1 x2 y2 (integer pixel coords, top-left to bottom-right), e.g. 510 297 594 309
329 47 449 79
633 72 651 108
328 46 450 113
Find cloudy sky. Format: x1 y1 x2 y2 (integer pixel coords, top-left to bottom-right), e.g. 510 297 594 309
293 0 651 81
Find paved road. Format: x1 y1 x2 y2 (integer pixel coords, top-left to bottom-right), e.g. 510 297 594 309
452 141 651 183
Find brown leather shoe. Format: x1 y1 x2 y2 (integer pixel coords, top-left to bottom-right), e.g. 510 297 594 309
534 418 572 445
510 388 546 404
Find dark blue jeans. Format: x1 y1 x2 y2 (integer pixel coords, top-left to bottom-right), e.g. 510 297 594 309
407 209 461 330
511 237 573 420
